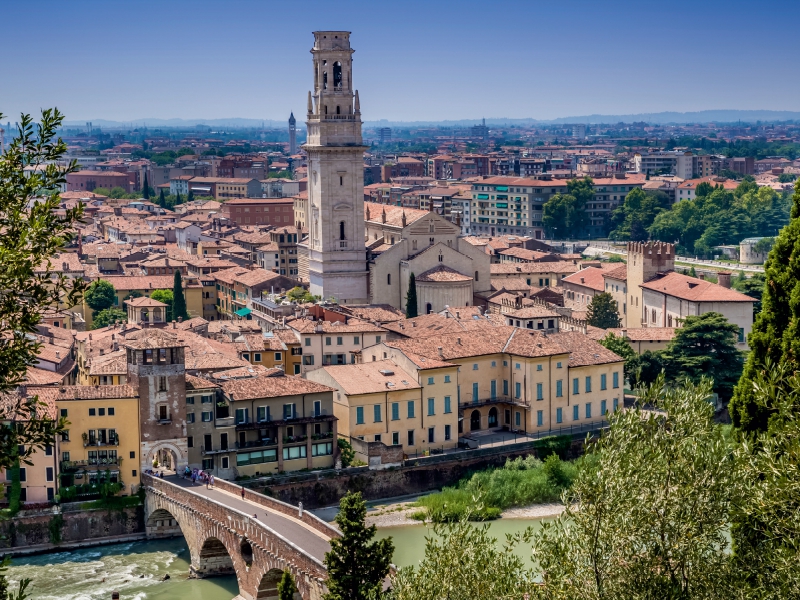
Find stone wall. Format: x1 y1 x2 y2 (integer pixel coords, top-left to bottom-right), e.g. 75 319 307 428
0 504 144 549
258 437 586 508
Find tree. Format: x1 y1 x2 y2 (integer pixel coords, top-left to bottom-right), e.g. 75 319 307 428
609 188 669 241
151 289 174 321
566 176 593 236
598 333 636 384
662 312 743 402
337 438 355 468
158 188 166 207
386 519 534 600
278 569 298 600
405 273 418 318
732 271 766 318
84 279 116 313
171 270 189 321
91 308 127 329
287 286 317 304
187 189 195 203
532 376 738 600
142 173 151 199
323 491 393 600
731 181 800 434
586 293 621 329
0 108 78 469
175 191 182 205
0 555 31 600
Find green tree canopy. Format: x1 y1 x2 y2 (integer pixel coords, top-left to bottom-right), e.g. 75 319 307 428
731 180 800 434
277 570 298 600
171 270 189 321
598 333 636 384
150 289 174 321
609 188 670 241
732 271 766 318
405 273 418 318
84 279 116 312
586 292 621 329
91 308 127 330
323 491 393 600
287 286 317 304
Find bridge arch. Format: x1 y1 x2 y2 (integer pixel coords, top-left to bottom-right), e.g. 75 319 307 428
198 535 236 577
257 568 289 600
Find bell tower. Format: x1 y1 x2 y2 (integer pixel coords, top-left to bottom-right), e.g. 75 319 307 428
302 31 369 303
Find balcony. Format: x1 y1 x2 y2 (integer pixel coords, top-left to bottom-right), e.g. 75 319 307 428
459 395 530 410
215 416 235 428
235 412 336 431
83 435 120 447
158 417 172 424
235 439 278 451
61 458 121 471
200 447 231 456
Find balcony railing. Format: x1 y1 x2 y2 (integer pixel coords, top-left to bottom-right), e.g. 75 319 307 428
215 416 235 428
235 439 278 451
200 447 231 456
61 459 120 471
459 395 530 409
83 436 119 448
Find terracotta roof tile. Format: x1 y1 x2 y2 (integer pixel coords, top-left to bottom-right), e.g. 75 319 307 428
220 372 333 400
641 271 755 302
320 360 421 395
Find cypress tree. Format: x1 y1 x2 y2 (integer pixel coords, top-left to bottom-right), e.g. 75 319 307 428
730 180 800 434
175 191 182 205
277 570 298 600
586 292 622 329
158 188 166 207
142 173 150 199
323 492 393 600
187 189 195 203
172 270 189 321
405 273 418 318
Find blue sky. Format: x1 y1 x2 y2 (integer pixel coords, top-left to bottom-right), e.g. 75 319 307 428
2 0 799 123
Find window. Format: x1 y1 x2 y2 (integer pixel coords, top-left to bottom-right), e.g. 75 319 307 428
374 434 382 443
427 376 434 385
186 413 195 423
537 410 543 427
444 424 451 441
18 468 26 482
573 405 579 421
613 372 619 389
556 407 563 423
556 380 563 397
374 405 382 422
601 400 607 415
201 395 213 404
376 335 381 344
325 337 331 346
387 274 391 285
188 436 193 448
303 355 315 366
427 427 435 443
62 451 70 462
130 451 135 459
503 380 509 396
556 361 562 369
391 403 399 420
472 363 479 371
536 383 543 400
407 430 415 446
313 400 321 417
60 409 68 418
600 374 607 390
444 375 451 383
739 328 745 343
515 382 521 399
339 221 346 240
89 408 96 416
515 362 521 370
356 406 364 424
613 398 619 411
354 336 360 345
221 457 229 469
585 376 592 393
585 403 592 419
45 444 53 456
235 408 248 424
573 378 579 395
187 396 195 404
427 398 435 416
252 353 261 362
159 377 167 392
392 432 399 445
515 411 521 427
536 364 543 371
407 401 415 419
305 337 311 347
444 396 451 413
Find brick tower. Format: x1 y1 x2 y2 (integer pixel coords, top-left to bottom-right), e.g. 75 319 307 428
123 328 189 474
626 241 674 328
302 31 369 303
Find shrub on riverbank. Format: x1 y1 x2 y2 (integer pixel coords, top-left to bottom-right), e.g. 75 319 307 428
412 454 580 522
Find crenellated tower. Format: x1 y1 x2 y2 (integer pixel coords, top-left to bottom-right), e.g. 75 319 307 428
302 31 369 303
627 241 675 328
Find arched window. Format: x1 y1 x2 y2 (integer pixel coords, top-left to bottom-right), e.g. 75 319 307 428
333 62 342 88
475 271 479 282
438 253 443 262
324 105 328 114
339 221 346 240
651 308 657 323
323 70 328 90
387 274 391 285
412 240 417 250
336 105 341 115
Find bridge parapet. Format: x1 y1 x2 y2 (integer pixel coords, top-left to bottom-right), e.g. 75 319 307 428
143 474 329 600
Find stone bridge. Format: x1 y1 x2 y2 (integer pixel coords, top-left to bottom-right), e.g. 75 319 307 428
143 473 339 600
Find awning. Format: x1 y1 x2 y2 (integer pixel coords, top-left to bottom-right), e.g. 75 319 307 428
235 307 252 317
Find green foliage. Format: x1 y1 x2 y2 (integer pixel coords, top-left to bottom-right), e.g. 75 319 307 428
405 273 418 318
323 491 393 600
0 555 32 600
386 518 535 600
542 177 593 238
532 376 737 600
91 308 127 329
609 188 670 241
586 292 621 329
0 108 73 468
778 172 796 183
286 286 318 304
648 180 790 256
337 438 355 468
48 513 63 544
7 459 21 515
753 236 775 254
731 181 800 434
598 333 636 384
732 271 765 317
269 170 293 179
171 270 189 321
150 289 173 321
413 454 578 522
84 279 116 312
277 569 298 600
141 174 151 199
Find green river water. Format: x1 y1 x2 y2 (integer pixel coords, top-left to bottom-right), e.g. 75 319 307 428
5 517 551 599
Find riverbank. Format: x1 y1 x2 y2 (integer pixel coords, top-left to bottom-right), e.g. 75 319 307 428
365 499 565 528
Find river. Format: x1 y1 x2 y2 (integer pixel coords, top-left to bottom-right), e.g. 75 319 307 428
5 518 551 598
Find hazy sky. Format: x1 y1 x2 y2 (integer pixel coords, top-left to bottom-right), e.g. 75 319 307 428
2 0 799 123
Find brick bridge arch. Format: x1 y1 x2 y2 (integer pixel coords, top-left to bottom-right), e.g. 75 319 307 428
144 474 331 600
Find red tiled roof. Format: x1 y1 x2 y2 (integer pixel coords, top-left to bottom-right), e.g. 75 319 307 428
640 271 754 302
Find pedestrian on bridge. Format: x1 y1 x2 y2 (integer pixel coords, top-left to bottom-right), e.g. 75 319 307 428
209 474 214 488
241 486 246 500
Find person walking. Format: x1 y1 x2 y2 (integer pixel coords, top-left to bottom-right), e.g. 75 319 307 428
209 474 215 488
241 486 246 500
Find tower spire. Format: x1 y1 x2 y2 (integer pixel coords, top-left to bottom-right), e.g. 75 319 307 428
354 90 360 113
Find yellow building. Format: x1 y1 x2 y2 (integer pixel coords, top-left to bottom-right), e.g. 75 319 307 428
307 359 460 456
234 332 289 371
48 385 141 496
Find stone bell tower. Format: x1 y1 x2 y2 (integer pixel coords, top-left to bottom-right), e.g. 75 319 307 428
302 31 369 303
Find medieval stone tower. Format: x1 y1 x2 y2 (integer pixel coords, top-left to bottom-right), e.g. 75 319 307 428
288 112 297 155
303 31 369 304
626 241 675 328
123 328 189 473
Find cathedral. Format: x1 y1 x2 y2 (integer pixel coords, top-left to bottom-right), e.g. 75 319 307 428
298 31 488 311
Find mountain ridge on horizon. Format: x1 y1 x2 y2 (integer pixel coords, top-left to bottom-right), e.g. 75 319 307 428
59 109 800 130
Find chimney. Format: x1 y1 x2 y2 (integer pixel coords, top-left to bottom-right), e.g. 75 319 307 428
172 320 177 329
99 349 104 356
457 337 462 345
697 272 705 281
437 346 443 356
717 271 732 289
55 350 60 359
